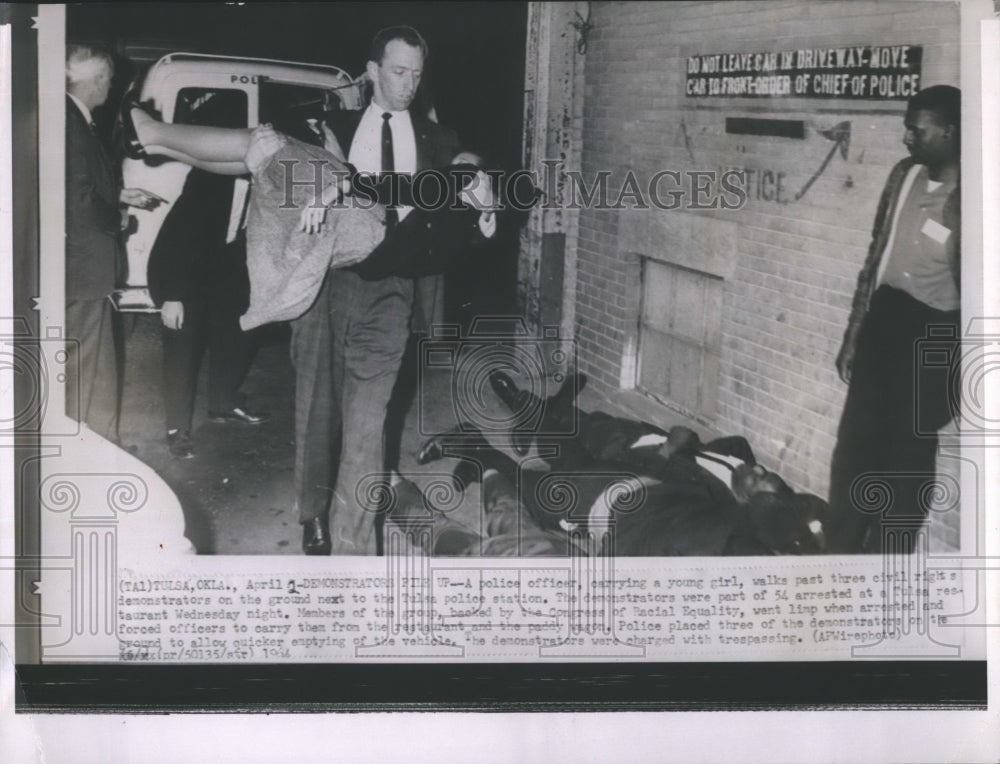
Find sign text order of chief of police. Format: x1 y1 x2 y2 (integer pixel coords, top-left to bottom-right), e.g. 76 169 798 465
686 45 923 99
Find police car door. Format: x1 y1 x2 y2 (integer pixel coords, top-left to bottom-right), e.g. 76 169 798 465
119 66 258 310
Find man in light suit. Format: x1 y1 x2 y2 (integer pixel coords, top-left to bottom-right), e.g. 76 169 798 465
292 26 498 555
65 44 159 442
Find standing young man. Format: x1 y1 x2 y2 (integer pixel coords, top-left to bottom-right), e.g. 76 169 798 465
828 85 961 553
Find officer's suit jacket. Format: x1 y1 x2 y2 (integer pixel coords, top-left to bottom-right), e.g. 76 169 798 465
65 96 124 301
328 107 461 330
349 164 490 282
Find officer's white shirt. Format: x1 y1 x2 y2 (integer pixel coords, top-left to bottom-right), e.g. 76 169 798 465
349 103 417 220
348 101 496 236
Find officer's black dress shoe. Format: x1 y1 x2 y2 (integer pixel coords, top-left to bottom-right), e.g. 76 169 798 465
208 406 271 425
489 370 541 456
166 429 195 459
488 371 534 411
302 517 332 555
550 371 587 406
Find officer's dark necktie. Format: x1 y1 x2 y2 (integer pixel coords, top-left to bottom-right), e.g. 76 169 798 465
381 112 398 230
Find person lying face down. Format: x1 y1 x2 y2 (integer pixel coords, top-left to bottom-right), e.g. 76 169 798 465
380 455 576 558
485 370 829 555
414 420 827 557
415 418 829 558
660 425 782 504
605 427 828 555
439 468 579 557
488 369 780 501
415 424 644 541
572 423 827 556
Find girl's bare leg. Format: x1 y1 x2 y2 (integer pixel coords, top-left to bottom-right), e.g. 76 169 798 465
140 144 251 176
131 106 252 166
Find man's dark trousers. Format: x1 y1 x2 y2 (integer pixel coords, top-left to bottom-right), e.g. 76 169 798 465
65 95 124 442
65 298 119 441
828 285 959 553
290 108 461 554
160 242 257 432
290 270 412 555
290 275 339 527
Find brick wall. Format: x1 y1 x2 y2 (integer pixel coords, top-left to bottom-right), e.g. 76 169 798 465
573 1 961 548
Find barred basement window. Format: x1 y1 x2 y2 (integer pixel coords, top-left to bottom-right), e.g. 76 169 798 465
637 258 722 420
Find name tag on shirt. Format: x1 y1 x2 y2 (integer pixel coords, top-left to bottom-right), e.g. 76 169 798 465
921 217 951 245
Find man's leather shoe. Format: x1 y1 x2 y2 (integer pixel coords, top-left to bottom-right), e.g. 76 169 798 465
510 430 534 456
489 371 534 411
208 406 271 425
550 371 587 406
302 517 331 555
166 430 195 459
416 434 445 465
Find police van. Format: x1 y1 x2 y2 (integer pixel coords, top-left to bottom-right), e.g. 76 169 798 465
117 52 364 311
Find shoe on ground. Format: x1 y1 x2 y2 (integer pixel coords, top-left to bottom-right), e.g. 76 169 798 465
207 406 271 426
302 516 331 555
166 430 195 459
488 370 522 410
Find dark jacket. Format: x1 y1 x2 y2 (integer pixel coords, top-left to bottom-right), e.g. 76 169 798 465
840 156 961 357
147 168 250 313
350 165 489 281
328 108 464 331
65 96 124 301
